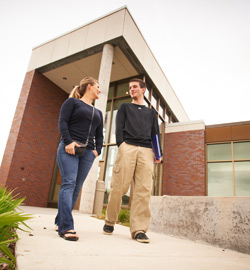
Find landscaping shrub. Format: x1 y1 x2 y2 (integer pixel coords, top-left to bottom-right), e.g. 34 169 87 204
0 187 33 270
99 208 130 227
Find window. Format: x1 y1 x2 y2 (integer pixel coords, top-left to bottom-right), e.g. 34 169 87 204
115 82 129 97
151 92 157 109
103 102 111 143
144 86 150 100
103 145 118 203
207 142 250 196
207 143 232 161
108 85 114 99
234 142 250 160
207 162 234 196
234 161 250 196
159 103 164 118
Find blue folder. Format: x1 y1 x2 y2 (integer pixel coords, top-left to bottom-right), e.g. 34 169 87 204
152 134 161 160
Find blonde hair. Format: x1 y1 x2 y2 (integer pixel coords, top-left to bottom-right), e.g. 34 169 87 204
69 77 98 99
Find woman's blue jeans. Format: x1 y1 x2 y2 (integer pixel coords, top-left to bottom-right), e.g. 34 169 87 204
55 141 96 234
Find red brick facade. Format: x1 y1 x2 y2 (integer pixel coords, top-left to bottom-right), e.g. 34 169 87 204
162 129 206 196
0 70 67 206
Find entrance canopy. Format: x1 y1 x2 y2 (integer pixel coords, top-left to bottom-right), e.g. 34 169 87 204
27 6 189 122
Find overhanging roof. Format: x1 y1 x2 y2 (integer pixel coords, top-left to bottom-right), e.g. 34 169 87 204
27 6 189 122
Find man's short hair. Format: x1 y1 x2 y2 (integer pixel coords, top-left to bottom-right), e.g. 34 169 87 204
129 78 146 89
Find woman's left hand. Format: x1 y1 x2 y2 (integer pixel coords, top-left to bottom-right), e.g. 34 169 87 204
92 150 98 157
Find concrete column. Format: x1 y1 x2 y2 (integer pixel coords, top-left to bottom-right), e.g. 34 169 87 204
79 44 114 214
95 43 114 113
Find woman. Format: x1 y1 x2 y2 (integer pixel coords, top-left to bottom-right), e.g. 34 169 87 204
55 77 103 241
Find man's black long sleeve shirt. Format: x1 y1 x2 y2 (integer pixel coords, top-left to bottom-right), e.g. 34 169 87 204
115 103 162 154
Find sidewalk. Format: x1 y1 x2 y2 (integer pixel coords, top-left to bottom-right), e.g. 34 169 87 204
16 206 250 270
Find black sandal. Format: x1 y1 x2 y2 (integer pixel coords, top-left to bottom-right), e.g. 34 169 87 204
60 231 79 241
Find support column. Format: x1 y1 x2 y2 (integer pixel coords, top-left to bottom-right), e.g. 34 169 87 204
79 44 114 214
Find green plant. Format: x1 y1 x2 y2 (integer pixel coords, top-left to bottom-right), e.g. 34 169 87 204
118 209 130 226
95 208 130 227
0 187 33 270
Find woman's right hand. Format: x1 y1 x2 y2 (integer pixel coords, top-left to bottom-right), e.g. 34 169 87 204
65 142 81 155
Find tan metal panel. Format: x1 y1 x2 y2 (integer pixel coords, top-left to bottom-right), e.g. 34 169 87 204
85 17 107 48
206 126 232 143
143 45 154 75
105 9 125 41
66 26 89 56
232 124 250 140
37 42 55 67
51 35 71 63
123 9 136 48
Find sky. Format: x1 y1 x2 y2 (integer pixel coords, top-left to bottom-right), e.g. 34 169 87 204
0 0 250 164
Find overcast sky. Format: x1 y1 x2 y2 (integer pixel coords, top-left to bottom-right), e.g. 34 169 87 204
1 0 250 164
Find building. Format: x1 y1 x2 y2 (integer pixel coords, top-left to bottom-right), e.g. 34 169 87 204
1 7 249 214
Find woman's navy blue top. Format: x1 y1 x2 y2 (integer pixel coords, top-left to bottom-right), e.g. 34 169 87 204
58 98 103 155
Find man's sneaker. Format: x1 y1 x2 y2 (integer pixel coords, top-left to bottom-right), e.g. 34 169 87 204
135 232 150 243
103 224 114 235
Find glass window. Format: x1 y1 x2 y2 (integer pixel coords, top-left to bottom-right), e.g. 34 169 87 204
108 85 114 99
165 113 170 123
109 98 131 143
99 146 105 161
207 162 234 196
103 146 118 203
103 102 111 143
115 82 129 97
109 110 117 144
207 143 232 161
151 92 157 109
143 98 149 107
144 86 150 100
159 103 164 118
234 142 250 160
158 117 161 126
113 98 130 110
159 119 165 147
235 161 250 196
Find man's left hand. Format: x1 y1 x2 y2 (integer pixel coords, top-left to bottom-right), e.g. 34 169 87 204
154 157 162 164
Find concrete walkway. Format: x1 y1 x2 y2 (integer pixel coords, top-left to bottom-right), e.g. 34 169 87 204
16 206 250 270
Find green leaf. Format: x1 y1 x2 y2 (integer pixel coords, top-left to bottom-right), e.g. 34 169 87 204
0 211 33 226
0 245 16 263
0 186 33 270
0 257 15 270
0 238 18 246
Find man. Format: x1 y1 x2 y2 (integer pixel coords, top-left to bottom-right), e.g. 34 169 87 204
103 78 162 243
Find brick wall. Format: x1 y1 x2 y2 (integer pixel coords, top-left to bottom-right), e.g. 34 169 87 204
0 70 67 206
0 71 34 187
162 129 206 195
